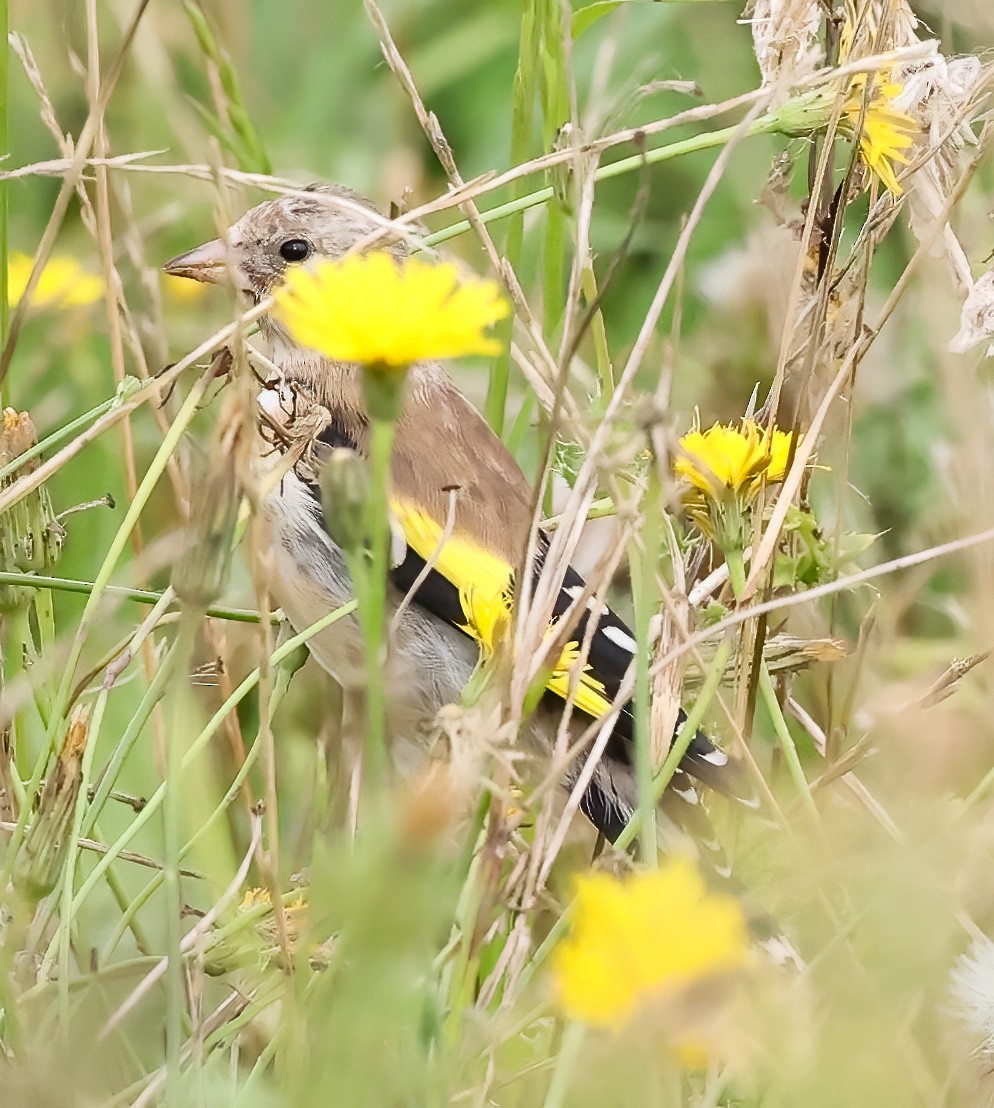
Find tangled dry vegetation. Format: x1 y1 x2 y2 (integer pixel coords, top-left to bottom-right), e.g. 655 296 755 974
2 0 994 1104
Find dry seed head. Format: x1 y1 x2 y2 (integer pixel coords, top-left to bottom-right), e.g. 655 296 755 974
0 409 65 610
171 458 241 608
840 0 919 59
948 935 994 1062
745 0 823 91
950 269 994 357
894 52 993 287
13 707 88 902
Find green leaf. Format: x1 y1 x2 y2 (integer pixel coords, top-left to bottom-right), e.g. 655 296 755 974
571 1 625 39
572 0 730 40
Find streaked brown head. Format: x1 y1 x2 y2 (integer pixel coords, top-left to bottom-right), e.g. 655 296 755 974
163 183 406 304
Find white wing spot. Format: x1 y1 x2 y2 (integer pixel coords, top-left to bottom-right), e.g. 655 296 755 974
602 625 638 653
671 782 699 805
698 747 729 767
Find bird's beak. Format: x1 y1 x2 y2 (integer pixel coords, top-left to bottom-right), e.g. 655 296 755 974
162 238 229 284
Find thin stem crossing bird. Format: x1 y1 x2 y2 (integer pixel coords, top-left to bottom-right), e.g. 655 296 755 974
163 183 758 853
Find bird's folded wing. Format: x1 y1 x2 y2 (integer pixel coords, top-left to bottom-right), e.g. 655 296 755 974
390 496 616 721
305 368 748 802
387 497 754 805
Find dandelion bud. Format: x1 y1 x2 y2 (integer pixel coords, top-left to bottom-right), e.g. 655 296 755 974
320 447 370 557
171 462 240 608
13 707 88 903
0 408 65 611
549 123 587 216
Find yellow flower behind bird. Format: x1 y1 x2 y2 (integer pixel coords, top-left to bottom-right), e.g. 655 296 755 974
675 418 799 552
833 0 918 195
771 65 917 197
552 859 749 1030
840 73 917 195
8 251 103 310
676 418 795 505
273 251 508 368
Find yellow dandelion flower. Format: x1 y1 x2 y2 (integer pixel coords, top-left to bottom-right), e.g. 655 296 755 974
840 73 917 195
675 417 798 557
273 251 509 369
8 251 104 310
675 418 795 507
552 859 749 1030
238 886 273 911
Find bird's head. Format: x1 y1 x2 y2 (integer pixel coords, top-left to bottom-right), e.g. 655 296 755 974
163 183 406 307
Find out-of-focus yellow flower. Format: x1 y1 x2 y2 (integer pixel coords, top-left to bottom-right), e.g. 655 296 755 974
7 251 104 310
833 0 918 195
205 885 329 975
676 418 796 510
840 73 917 195
273 251 508 369
552 859 749 1030
163 272 208 303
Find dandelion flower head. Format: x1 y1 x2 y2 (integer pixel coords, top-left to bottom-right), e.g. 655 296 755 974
552 859 749 1030
676 418 796 508
273 251 508 369
840 72 917 195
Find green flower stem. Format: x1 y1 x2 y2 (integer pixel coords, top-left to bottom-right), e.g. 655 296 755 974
542 1021 586 1108
0 570 274 623
30 585 57 728
440 827 489 1041
725 546 747 599
757 662 819 824
356 413 397 787
629 490 662 865
537 0 570 336
355 367 406 789
483 0 537 436
98 630 306 963
34 594 175 979
4 600 31 773
580 264 614 397
424 113 784 250
164 612 198 1096
84 645 177 838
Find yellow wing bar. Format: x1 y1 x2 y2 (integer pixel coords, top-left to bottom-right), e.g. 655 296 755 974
391 497 612 718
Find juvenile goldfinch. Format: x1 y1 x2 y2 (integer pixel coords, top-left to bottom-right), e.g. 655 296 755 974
164 184 755 848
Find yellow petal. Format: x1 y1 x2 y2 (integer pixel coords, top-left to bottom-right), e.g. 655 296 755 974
273 251 508 368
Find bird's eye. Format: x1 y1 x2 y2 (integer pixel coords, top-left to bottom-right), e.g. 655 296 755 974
279 239 311 263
